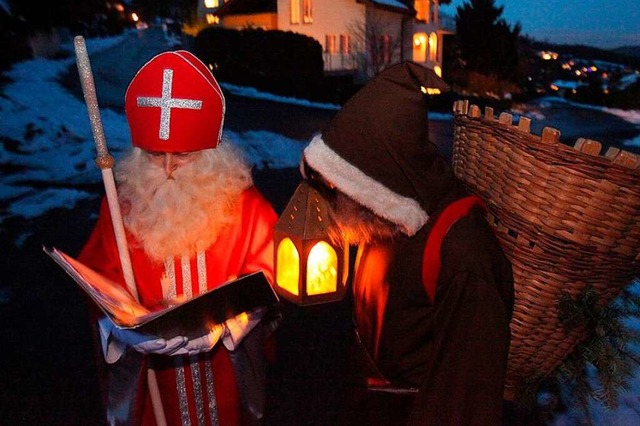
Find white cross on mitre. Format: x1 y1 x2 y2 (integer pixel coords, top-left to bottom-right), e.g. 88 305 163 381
137 69 203 140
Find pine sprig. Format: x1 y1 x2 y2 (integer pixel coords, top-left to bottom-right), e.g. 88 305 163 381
554 280 640 413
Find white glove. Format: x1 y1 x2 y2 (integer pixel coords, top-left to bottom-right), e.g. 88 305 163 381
98 316 188 363
222 307 266 351
172 324 225 357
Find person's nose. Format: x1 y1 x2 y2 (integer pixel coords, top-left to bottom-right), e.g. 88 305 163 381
164 154 178 178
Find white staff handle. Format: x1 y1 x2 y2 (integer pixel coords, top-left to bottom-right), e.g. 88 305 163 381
73 36 138 301
74 36 168 426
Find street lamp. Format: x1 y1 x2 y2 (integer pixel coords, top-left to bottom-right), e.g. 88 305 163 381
274 181 348 306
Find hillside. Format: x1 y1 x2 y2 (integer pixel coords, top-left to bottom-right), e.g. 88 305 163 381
614 45 640 59
527 39 640 68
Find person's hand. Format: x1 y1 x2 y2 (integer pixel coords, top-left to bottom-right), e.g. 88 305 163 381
131 335 189 355
98 316 188 363
222 307 266 351
172 324 225 357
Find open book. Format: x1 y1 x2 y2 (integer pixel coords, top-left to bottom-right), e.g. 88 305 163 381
44 246 279 338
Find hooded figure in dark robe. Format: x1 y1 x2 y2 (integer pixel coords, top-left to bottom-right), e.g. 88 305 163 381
301 61 514 425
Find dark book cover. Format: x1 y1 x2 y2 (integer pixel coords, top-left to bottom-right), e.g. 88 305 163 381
44 246 279 339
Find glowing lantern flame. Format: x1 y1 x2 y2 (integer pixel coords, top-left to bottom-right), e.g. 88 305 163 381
306 241 338 295
276 238 300 296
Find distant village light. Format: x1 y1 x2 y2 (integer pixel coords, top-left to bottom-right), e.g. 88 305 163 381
205 0 219 8
131 13 139 22
115 3 125 12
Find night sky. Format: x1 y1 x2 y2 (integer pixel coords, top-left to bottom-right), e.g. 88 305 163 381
440 0 640 49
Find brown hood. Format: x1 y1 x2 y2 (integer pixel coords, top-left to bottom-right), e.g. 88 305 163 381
303 61 454 236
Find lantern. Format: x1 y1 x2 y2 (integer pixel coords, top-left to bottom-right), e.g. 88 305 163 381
274 181 348 306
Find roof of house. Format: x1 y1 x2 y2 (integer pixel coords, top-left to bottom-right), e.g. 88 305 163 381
367 0 413 13
216 0 414 17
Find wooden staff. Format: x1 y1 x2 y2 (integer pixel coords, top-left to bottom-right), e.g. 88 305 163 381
73 35 167 426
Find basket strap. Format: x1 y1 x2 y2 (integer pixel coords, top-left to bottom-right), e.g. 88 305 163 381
422 196 486 303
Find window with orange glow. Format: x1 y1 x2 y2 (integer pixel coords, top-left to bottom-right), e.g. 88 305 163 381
415 0 428 22
303 0 313 23
306 241 337 295
340 34 351 55
276 238 300 296
326 34 337 54
380 34 391 64
204 0 219 9
429 32 438 62
290 0 300 24
413 33 427 63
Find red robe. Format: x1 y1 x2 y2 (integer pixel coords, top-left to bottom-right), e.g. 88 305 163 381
79 187 277 426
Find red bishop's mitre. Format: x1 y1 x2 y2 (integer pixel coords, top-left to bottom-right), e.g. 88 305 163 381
124 50 225 152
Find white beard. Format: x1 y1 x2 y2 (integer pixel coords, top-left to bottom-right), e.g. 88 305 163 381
116 144 252 262
329 191 400 245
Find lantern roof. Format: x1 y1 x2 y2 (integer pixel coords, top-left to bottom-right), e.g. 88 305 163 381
274 181 335 241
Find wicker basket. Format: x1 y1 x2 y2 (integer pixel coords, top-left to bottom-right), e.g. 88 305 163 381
451 100 640 400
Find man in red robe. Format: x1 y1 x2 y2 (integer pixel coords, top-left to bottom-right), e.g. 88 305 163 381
79 51 277 425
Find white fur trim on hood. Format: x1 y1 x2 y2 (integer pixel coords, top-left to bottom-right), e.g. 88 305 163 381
303 135 429 236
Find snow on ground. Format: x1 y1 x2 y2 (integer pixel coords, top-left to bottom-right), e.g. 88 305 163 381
521 96 640 147
0 36 305 224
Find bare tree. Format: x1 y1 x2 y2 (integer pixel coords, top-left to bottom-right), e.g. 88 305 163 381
348 15 402 80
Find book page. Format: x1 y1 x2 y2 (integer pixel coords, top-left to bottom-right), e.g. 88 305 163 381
45 247 150 327
45 246 279 337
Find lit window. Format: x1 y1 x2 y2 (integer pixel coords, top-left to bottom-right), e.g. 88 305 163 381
204 0 219 9
340 34 351 55
429 32 437 61
303 0 313 23
413 33 427 63
415 0 428 22
290 0 300 24
381 34 391 63
206 14 219 24
326 35 337 54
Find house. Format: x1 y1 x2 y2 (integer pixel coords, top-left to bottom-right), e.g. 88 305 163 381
196 0 450 80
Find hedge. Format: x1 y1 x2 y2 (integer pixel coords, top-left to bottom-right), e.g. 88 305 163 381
194 27 327 101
